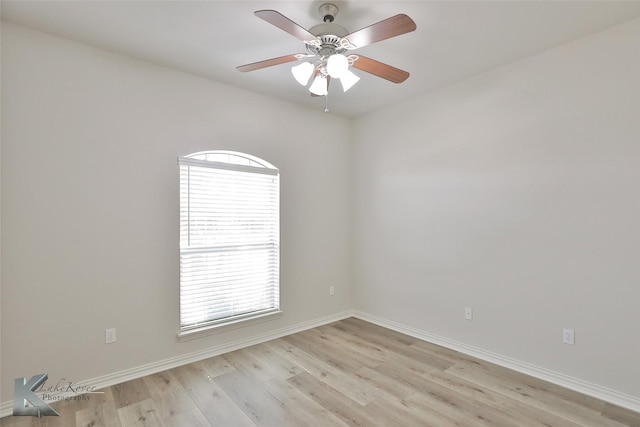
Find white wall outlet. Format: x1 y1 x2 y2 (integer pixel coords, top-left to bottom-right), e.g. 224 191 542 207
105 328 117 344
464 307 473 321
563 328 575 345
329 286 335 296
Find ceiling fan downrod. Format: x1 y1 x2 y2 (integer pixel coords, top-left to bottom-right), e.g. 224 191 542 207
318 3 338 23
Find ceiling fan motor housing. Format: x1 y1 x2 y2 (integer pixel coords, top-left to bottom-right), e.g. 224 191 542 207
306 34 348 57
307 4 349 57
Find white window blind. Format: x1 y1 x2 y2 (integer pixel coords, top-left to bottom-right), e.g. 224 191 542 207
178 152 279 334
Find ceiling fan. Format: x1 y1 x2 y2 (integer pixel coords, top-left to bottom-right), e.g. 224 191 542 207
237 3 416 104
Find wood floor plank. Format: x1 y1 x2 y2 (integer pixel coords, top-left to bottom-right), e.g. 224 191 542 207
264 338 384 406
376 358 532 426
280 330 366 373
171 363 254 427
191 355 235 379
287 371 378 427
0 416 32 427
332 319 455 371
602 403 640 426
364 392 460 426
240 343 305 379
160 407 210 427
142 370 184 398
213 369 288 425
111 379 152 410
312 324 389 368
116 398 164 427
75 402 122 427
222 348 278 383
410 361 581 426
260 375 350 427
21 387 113 427
402 391 492 426
445 353 609 413
353 365 417 400
338 317 418 346
447 359 631 427
306 324 390 367
142 382 197 421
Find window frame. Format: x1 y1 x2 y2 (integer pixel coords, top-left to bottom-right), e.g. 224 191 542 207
177 151 281 340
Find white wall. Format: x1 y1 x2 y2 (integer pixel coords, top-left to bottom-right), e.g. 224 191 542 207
0 23 352 403
352 19 640 399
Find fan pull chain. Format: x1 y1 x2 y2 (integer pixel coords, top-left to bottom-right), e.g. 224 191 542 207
324 93 330 113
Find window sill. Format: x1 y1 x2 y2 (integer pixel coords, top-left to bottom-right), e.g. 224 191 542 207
177 310 283 342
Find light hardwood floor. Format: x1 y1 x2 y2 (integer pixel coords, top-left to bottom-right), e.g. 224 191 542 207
2 317 639 426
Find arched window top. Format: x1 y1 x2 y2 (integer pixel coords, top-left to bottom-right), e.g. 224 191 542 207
186 150 277 171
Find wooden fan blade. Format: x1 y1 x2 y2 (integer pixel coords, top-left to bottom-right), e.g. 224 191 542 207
255 10 316 42
344 14 416 48
236 54 303 72
351 55 410 83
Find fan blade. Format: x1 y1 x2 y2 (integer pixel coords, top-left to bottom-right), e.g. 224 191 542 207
255 10 316 42
344 14 416 48
351 55 410 83
237 54 303 72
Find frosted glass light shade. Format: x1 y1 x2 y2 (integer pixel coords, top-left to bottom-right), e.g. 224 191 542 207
309 75 328 96
291 62 314 86
339 69 360 92
326 54 349 78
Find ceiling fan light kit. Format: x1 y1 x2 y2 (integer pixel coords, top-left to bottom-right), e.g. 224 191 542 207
309 74 329 96
237 3 416 111
339 68 360 92
326 53 349 78
291 61 314 85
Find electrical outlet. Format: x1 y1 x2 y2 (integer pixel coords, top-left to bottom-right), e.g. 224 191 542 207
563 328 575 345
464 307 473 321
329 286 335 296
105 328 117 344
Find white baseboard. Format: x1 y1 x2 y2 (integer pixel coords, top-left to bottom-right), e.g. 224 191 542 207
352 310 640 413
0 309 354 418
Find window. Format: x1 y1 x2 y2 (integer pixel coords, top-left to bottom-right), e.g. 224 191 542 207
178 151 280 337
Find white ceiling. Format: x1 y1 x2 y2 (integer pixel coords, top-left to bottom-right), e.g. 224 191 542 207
2 1 640 118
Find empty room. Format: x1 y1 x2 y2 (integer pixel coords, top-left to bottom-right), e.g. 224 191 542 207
1 1 639 426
